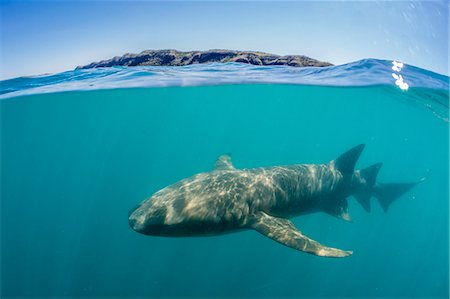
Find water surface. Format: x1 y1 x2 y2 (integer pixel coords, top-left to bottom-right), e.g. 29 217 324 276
1 62 449 298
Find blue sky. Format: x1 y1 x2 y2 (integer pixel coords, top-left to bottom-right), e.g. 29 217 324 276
0 1 448 79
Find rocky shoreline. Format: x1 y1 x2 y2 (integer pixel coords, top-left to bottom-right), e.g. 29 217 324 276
76 49 333 69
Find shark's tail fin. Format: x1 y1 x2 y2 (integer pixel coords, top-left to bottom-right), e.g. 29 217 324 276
354 162 422 212
373 181 421 212
334 144 422 213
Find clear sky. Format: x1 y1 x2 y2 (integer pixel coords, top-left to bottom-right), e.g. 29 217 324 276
0 0 448 79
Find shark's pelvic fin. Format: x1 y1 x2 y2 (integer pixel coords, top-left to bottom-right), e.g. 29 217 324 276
214 154 235 170
323 198 351 221
249 212 352 258
332 144 365 177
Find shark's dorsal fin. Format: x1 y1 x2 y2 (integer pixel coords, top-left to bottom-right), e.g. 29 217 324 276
214 154 235 170
323 198 351 221
332 144 365 177
248 212 352 258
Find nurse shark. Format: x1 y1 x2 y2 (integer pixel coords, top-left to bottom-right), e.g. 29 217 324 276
128 144 420 258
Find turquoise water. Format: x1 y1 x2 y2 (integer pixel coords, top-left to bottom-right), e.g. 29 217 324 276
1 61 449 298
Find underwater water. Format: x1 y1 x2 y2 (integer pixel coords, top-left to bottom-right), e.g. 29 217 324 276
1 60 449 298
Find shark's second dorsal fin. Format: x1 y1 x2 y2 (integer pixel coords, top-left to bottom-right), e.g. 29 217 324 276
332 144 365 177
353 163 383 213
214 154 235 170
248 212 352 258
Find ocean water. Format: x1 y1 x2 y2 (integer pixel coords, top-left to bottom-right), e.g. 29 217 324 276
1 60 449 298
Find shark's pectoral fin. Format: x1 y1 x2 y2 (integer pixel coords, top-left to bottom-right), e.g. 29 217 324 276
214 154 235 170
248 212 352 258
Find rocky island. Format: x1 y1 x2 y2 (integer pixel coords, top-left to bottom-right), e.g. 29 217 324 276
76 49 333 69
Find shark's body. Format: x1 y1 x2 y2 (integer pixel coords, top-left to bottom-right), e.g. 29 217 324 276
129 144 419 257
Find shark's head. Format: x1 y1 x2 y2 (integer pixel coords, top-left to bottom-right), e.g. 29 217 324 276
128 183 229 237
128 200 168 236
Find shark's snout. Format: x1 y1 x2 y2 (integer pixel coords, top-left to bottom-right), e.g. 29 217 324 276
128 204 139 219
128 204 146 233
128 201 168 235
128 215 138 231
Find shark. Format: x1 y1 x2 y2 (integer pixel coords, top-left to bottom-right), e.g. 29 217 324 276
128 144 420 257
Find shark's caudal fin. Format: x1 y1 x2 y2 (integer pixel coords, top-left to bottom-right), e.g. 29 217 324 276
373 181 421 212
333 144 365 178
354 162 422 212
